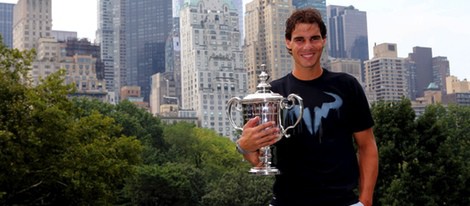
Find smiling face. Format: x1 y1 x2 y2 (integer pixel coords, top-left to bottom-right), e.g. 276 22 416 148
285 22 326 75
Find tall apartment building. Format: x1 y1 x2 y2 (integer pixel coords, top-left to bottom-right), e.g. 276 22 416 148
0 3 14 48
327 5 368 81
364 43 409 102
13 0 52 51
408 46 433 98
12 0 61 85
244 0 295 92
180 0 248 138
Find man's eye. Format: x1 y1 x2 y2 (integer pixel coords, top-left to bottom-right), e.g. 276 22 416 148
311 36 322 41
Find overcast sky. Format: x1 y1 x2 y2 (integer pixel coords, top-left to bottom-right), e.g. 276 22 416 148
1 0 469 80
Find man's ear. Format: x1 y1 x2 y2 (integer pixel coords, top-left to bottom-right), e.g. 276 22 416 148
285 39 291 50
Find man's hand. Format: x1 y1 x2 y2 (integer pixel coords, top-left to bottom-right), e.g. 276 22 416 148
237 116 280 166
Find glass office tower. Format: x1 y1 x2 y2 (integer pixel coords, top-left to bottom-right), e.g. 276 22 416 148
0 3 14 48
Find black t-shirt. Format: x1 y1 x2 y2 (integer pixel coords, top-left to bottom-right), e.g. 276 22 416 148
269 69 374 206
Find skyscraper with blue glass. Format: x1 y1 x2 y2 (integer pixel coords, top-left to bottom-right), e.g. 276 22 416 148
125 1 173 102
0 3 14 48
327 5 369 81
98 0 173 102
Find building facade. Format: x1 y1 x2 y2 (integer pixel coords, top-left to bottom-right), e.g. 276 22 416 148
12 0 59 85
244 0 294 92
12 0 109 102
0 3 14 48
150 72 178 115
13 0 52 51
446 75 470 94
97 0 173 103
51 30 77 42
432 56 450 94
62 54 106 94
408 46 433 98
124 0 173 102
97 0 119 101
329 58 362 83
327 5 369 80
180 0 248 138
364 43 410 102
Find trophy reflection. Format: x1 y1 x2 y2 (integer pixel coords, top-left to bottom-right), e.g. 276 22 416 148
226 67 303 175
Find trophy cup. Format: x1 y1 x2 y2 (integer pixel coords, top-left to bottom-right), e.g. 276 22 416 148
226 67 303 175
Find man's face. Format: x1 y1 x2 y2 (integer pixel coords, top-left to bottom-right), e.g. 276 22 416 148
285 23 326 70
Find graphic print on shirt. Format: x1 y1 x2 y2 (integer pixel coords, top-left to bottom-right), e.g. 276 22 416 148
287 92 343 137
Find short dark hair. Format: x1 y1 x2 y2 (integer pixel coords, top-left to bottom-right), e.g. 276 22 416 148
285 8 327 40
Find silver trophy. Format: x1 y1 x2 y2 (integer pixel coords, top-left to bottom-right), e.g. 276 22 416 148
226 67 303 175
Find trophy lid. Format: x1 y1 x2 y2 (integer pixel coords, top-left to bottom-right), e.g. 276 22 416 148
242 65 283 102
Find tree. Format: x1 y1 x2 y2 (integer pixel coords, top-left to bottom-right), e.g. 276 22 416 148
72 98 166 164
201 169 274 206
371 99 418 205
0 42 143 205
372 100 470 205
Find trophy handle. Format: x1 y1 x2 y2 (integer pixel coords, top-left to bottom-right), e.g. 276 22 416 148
226 97 243 132
279 94 303 138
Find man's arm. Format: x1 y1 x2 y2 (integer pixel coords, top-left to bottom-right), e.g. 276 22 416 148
354 127 378 206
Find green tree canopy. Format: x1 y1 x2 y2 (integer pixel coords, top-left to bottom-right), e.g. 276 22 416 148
0 43 143 205
372 100 470 205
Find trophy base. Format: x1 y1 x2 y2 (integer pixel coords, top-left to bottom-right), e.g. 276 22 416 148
249 166 280 175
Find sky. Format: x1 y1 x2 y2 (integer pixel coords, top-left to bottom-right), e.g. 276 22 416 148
1 0 469 80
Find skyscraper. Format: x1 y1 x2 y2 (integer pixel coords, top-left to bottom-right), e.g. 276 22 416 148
12 0 61 86
327 5 368 81
13 0 52 51
124 0 173 102
180 0 248 138
97 0 118 102
97 0 173 102
0 3 14 48
244 0 295 92
408 46 433 98
432 56 450 94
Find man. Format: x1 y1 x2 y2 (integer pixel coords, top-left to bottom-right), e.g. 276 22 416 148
236 8 378 206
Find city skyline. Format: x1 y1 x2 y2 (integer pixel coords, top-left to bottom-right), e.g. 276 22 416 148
0 0 469 80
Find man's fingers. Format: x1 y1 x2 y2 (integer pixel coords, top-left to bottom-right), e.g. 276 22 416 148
243 116 260 129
